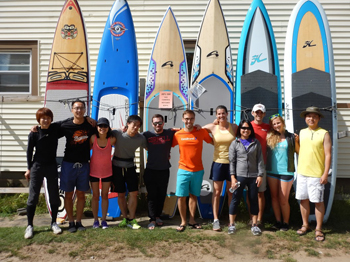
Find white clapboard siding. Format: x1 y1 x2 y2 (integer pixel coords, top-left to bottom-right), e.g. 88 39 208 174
0 0 349 177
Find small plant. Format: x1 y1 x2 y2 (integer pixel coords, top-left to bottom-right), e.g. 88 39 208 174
304 248 320 257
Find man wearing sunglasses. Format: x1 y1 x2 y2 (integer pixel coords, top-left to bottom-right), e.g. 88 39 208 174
142 114 176 230
250 103 269 226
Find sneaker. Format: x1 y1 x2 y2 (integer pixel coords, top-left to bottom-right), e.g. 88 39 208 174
101 221 109 229
93 220 100 229
68 222 77 233
127 219 141 230
24 225 33 239
251 224 262 236
280 223 289 232
272 221 282 230
76 222 86 231
213 220 221 231
119 218 128 227
228 224 236 235
51 222 62 234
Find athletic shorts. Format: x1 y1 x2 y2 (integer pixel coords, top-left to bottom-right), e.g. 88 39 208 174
111 165 138 193
267 173 294 182
209 162 231 181
175 169 204 197
89 175 113 183
258 171 267 192
60 161 90 192
295 173 324 203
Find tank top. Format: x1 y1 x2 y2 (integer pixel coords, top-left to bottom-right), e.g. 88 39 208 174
213 124 235 164
267 139 294 176
90 137 113 178
298 127 327 178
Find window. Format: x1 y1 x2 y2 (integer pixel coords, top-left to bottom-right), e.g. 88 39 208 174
0 41 38 95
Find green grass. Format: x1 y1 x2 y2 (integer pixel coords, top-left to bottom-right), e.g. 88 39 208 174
0 193 47 217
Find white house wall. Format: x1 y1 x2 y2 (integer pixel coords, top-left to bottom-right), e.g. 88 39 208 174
0 0 349 177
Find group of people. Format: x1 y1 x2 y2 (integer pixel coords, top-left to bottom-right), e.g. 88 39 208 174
25 100 331 242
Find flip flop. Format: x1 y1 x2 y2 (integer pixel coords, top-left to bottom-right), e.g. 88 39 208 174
188 223 202 229
297 225 311 236
148 222 155 230
156 218 164 227
176 225 186 232
315 229 325 242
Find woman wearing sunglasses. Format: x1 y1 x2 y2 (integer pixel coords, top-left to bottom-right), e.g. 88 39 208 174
228 120 265 236
89 117 116 229
266 114 299 231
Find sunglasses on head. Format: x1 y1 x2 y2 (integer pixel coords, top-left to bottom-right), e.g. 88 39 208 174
241 127 251 130
269 113 280 120
152 121 163 126
98 124 109 128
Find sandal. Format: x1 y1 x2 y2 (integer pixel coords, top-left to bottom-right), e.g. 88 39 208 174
156 218 164 227
188 223 202 229
148 222 156 230
315 229 325 242
297 225 311 236
176 224 186 232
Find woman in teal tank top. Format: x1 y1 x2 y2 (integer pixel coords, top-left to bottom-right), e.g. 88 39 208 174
266 114 299 231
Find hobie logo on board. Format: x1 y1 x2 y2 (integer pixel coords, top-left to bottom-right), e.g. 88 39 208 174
200 180 212 197
251 53 267 65
207 50 219 58
110 22 127 38
61 24 77 39
303 40 316 48
161 61 174 68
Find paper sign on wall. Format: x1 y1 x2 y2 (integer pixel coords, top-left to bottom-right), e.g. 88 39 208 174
159 91 173 108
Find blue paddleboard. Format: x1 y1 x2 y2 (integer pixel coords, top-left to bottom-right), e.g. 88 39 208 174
91 0 139 218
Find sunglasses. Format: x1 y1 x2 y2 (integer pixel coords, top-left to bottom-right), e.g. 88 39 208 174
98 124 109 128
241 127 251 130
152 121 163 126
269 113 280 120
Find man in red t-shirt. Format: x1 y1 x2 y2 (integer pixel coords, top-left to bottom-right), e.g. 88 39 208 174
250 103 269 225
172 110 213 232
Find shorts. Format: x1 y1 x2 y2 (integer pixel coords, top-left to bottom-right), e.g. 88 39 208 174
267 173 294 182
295 173 324 203
111 165 138 193
209 162 231 181
175 169 204 197
258 171 267 192
60 161 90 192
90 175 113 183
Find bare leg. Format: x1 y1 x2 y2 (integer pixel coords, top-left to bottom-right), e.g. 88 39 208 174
315 202 325 230
268 177 281 222
75 190 85 222
279 180 293 224
91 182 100 221
101 181 111 221
65 191 75 223
177 197 187 227
118 192 128 218
299 199 310 228
127 191 138 219
229 214 236 225
257 192 265 222
212 181 223 220
188 194 198 225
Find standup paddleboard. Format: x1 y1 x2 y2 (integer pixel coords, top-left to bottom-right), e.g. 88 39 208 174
91 0 139 218
191 0 234 219
284 0 337 223
144 7 188 218
44 0 90 223
235 0 282 124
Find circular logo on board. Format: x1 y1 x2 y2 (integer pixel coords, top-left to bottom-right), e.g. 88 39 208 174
200 180 211 196
110 22 127 37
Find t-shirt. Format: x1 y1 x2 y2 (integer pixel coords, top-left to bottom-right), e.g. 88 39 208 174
251 121 269 164
112 129 147 168
60 118 95 163
172 129 212 172
143 129 175 170
298 127 328 178
266 140 294 176
26 123 60 169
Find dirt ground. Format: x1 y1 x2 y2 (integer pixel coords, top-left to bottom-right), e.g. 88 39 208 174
1 214 349 262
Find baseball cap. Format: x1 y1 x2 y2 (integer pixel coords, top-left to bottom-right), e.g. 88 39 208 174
252 103 266 113
97 117 110 126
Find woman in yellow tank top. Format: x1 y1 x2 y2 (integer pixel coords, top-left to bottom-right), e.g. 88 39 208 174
203 105 238 231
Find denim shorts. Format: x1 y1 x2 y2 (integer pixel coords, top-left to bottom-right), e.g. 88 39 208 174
60 161 90 192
